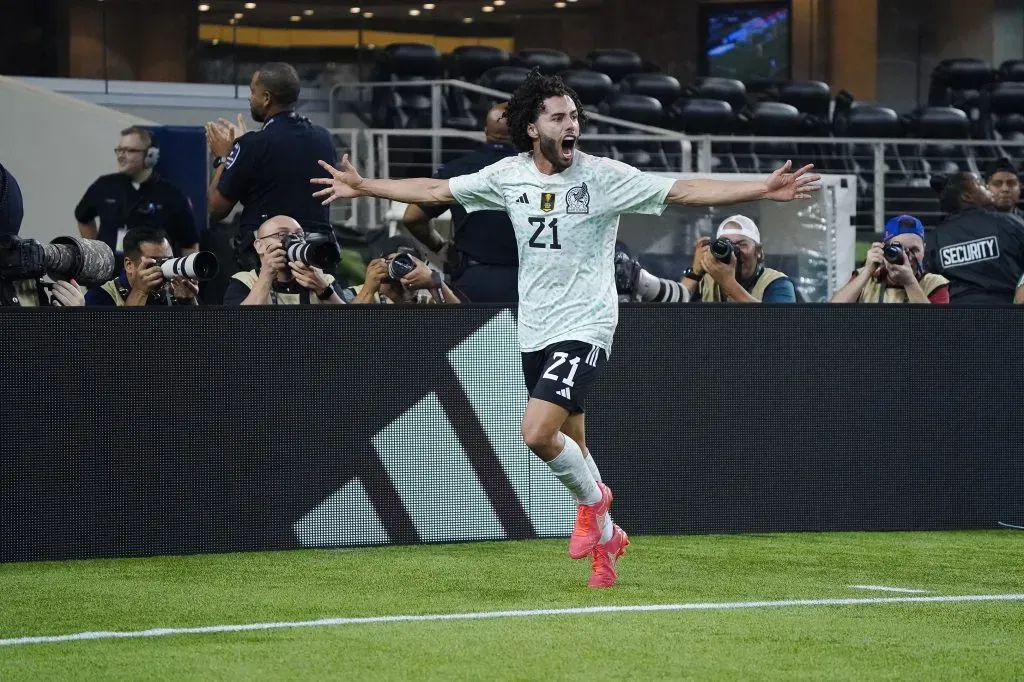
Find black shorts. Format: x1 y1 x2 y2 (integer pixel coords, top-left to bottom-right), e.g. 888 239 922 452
521 340 608 414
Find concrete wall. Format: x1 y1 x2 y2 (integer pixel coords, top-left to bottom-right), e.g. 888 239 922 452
0 76 154 244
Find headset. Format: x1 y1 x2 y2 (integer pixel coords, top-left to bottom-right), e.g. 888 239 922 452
142 133 161 170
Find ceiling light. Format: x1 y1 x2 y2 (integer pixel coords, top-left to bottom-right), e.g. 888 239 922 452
482 5 494 11
228 17 237 24
367 43 376 49
303 8 314 15
197 3 210 11
290 15 301 21
243 2 255 8
409 8 421 15
554 1 566 6
211 38 220 45
493 0 505 5
233 12 244 18
350 6 361 13
423 2 435 8
463 16 473 22
362 10 374 17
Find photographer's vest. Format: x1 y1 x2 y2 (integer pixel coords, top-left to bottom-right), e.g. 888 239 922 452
231 270 337 305
858 272 949 303
700 267 787 302
340 284 435 305
100 279 127 306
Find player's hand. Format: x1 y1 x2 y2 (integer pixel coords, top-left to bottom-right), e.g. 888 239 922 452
762 160 821 202
312 155 365 204
50 279 85 307
864 242 885 272
701 250 737 285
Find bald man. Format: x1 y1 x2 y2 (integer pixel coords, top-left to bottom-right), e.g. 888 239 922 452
402 102 520 303
222 215 343 305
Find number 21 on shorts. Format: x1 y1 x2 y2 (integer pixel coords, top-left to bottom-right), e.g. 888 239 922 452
543 352 580 386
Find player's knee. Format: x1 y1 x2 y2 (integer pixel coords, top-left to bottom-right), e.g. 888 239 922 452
521 420 557 454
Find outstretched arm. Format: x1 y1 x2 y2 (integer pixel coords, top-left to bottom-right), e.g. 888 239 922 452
312 156 454 205
666 161 821 206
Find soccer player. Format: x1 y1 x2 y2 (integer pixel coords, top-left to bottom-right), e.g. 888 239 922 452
312 70 819 588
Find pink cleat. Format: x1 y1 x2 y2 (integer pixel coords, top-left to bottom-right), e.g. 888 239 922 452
568 482 612 560
588 524 630 589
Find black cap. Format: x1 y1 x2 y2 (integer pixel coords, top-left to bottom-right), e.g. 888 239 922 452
376 235 425 260
0 162 24 236
984 157 1019 182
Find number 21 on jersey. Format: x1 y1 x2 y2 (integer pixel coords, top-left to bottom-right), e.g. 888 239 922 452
528 217 561 250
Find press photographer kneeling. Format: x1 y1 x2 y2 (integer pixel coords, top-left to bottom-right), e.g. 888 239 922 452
224 215 343 305
85 227 216 306
682 216 796 303
831 215 948 304
343 236 461 304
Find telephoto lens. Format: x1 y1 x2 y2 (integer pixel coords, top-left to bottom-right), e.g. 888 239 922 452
882 242 905 265
44 236 116 286
709 238 735 262
154 252 219 281
283 235 342 270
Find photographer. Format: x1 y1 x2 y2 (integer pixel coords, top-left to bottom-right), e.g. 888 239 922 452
342 236 461 305
682 215 796 303
224 215 343 305
832 215 949 304
85 227 199 306
924 172 1024 304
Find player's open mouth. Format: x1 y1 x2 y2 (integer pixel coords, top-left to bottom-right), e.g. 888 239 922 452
560 136 576 160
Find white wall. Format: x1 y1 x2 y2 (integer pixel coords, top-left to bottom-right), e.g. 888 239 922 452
0 76 155 244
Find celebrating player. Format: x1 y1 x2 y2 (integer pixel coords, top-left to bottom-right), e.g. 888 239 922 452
312 69 819 588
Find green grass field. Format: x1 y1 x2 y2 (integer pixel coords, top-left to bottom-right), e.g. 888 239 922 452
2 531 1022 680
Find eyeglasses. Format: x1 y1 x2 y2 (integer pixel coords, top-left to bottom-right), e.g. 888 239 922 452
115 147 147 155
256 231 302 241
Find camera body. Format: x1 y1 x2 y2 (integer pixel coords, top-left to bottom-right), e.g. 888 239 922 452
384 252 417 283
709 238 735 262
882 242 905 265
282 234 341 271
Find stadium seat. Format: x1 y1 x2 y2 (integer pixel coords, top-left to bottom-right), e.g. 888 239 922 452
471 66 530 122
603 94 670 170
585 49 644 82
515 48 571 75
998 59 1024 83
673 99 737 173
696 77 748 116
984 81 1024 142
834 104 908 226
746 102 804 173
909 106 973 176
779 81 832 125
559 70 615 157
618 73 682 109
927 58 994 133
448 47 512 128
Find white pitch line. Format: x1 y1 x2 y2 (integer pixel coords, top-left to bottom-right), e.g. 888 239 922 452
848 585 933 594
2 594 1022 648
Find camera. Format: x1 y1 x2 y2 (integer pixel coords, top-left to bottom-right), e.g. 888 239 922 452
882 242 905 265
283 234 341 270
384 252 417 282
0 234 115 286
152 252 219 281
709 238 735 262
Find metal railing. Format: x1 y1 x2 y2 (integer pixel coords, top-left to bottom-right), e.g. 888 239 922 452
326 125 1024 232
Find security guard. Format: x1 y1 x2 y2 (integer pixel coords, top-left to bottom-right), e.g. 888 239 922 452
205 62 338 269
401 103 519 303
985 157 1022 218
75 126 199 256
925 171 1024 304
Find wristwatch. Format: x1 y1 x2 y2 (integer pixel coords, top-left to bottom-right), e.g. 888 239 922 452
317 283 335 300
212 156 228 169
683 269 704 282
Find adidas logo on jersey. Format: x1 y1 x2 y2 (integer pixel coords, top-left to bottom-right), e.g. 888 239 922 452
556 387 572 400
516 193 529 205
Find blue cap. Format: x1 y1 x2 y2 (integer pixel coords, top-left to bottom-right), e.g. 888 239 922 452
883 215 924 242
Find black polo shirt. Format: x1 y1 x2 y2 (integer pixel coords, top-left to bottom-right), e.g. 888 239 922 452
217 111 339 235
74 172 199 254
419 142 519 266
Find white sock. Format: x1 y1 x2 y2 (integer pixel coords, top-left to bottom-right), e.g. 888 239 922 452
584 450 614 544
547 436 601 505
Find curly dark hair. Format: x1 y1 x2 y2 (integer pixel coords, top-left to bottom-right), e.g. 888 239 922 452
504 68 587 153
933 172 975 215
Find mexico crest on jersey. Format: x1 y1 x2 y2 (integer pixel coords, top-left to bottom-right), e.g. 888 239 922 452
540 192 555 212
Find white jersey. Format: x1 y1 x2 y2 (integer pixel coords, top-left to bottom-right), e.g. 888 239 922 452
449 151 674 353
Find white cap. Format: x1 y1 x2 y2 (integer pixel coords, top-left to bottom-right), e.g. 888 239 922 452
716 215 761 245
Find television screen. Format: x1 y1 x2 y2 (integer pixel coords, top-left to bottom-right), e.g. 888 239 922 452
702 2 790 82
